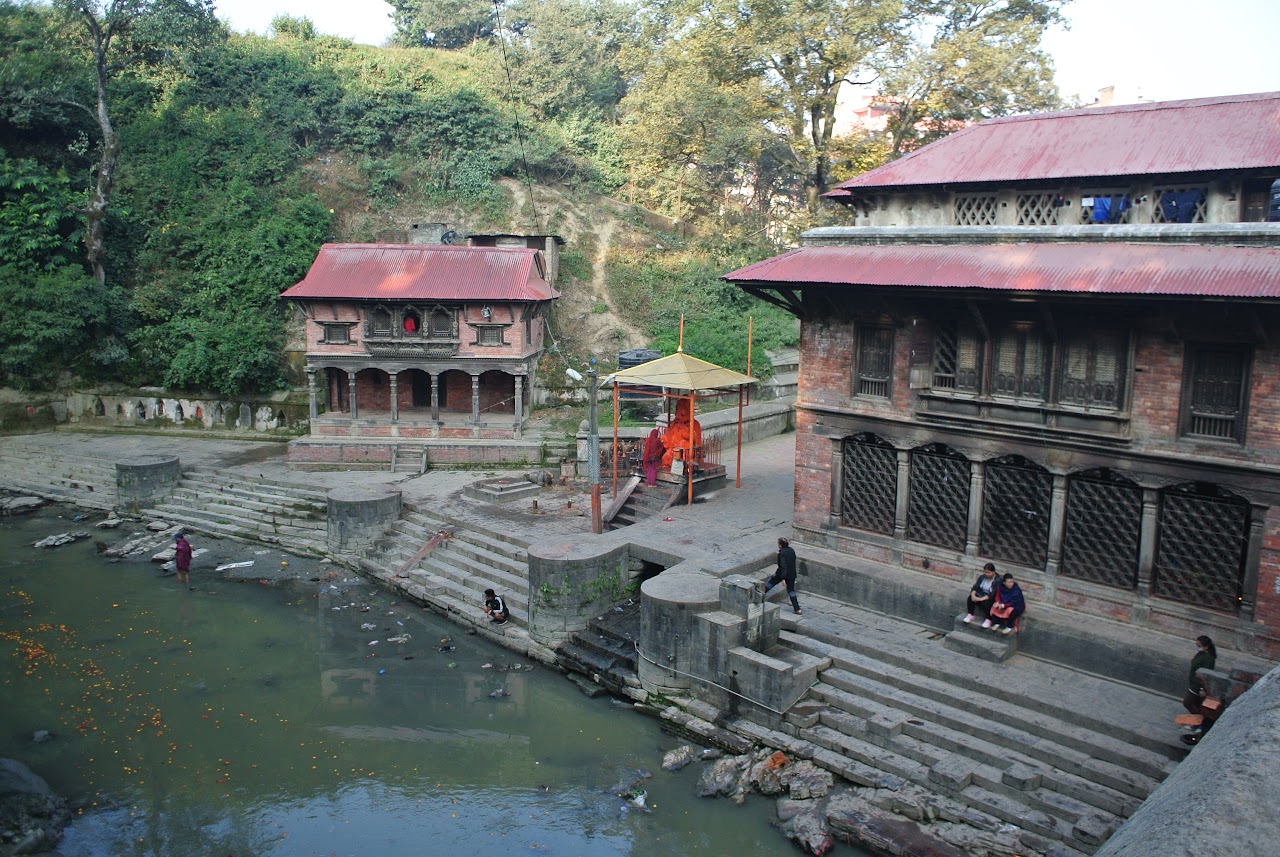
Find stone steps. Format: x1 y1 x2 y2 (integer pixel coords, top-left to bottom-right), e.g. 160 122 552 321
786 634 1173 785
0 443 118 509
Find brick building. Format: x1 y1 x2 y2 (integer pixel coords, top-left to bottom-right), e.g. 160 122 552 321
724 92 1280 657
281 234 561 467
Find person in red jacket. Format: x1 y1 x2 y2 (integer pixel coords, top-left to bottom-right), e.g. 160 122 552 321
174 532 193 589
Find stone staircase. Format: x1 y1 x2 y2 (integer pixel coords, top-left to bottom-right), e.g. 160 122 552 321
607 479 680 529
0 440 118 510
389 444 428 474
357 503 532 630
142 467 329 555
557 598 643 698
727 593 1183 856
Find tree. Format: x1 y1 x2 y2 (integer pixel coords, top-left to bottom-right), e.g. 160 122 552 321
876 0 1065 155
389 0 497 49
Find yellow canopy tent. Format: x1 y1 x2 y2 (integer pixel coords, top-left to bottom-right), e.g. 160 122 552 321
603 349 757 506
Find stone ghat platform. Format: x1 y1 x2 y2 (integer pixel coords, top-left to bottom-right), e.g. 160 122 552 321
286 435 560 471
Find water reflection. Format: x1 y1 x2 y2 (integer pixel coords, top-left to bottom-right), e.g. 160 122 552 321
1 507 809 857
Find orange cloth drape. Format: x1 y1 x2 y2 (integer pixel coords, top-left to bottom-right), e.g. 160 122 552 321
661 399 702 468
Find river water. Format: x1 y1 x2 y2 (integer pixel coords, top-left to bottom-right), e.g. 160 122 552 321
1 506 838 857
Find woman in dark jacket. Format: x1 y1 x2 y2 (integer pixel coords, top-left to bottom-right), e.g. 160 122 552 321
964 562 1000 627
988 574 1025 635
1182 635 1217 714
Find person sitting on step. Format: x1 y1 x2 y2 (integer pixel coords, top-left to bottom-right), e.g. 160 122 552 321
988 573 1025 635
963 562 1000 627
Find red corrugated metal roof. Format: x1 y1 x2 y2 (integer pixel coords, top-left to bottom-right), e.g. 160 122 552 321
828 92 1280 193
724 243 1280 298
281 244 559 302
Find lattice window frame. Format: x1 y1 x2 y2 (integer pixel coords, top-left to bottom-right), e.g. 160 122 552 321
954 194 998 226
1061 469 1141 589
1016 192 1060 226
840 434 898 535
980 455 1052 568
932 321 983 393
1180 344 1250 443
855 325 894 399
1079 190 1134 225
1153 186 1208 224
907 444 971 550
1153 483 1249 614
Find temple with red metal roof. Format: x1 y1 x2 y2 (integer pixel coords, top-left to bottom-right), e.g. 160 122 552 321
281 233 562 468
725 91 1280 666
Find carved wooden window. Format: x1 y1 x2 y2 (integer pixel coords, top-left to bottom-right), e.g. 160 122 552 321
1062 469 1141 589
992 323 1047 402
429 307 453 338
1182 345 1249 443
320 323 350 345
980 455 1051 568
1154 483 1249 614
1016 192 1060 226
954 194 998 225
1153 187 1207 224
933 321 982 393
855 326 893 398
476 325 505 346
1060 330 1124 409
369 306 393 337
840 434 897 535
906 444 970 550
402 308 422 337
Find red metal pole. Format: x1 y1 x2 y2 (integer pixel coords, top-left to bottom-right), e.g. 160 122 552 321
686 392 695 506
736 386 744 488
612 384 620 497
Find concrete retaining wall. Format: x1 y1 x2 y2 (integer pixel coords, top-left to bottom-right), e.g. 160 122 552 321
1095 665 1280 856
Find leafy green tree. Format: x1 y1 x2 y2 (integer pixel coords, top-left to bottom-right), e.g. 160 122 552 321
877 0 1064 155
389 0 496 48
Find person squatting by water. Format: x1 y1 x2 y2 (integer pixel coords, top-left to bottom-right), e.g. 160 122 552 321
174 532 193 589
483 589 509 625
761 537 801 615
964 562 1000 627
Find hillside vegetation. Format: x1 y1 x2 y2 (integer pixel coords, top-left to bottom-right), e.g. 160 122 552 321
0 0 1064 394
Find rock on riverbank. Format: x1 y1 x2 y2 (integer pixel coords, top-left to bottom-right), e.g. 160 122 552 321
0 758 71 855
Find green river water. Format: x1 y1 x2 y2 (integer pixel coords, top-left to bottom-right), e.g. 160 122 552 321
1 505 848 857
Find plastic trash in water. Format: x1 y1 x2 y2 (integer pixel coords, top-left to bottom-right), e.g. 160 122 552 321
378 669 387 675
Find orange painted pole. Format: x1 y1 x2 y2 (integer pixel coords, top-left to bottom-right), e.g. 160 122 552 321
686 392 695 506
736 386 744 488
678 315 685 352
612 383 620 497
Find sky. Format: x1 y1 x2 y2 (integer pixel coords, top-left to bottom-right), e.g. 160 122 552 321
211 0 1280 106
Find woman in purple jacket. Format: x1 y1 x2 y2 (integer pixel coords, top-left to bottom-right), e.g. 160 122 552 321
989 574 1025 635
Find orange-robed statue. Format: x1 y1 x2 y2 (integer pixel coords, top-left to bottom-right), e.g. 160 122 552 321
661 399 702 468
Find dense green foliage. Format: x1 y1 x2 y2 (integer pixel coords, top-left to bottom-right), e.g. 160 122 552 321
0 0 1062 396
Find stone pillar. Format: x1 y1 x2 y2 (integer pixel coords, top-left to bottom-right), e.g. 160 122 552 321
1137 487 1159 598
894 448 911 541
430 373 440 422
348 374 358 420
829 442 843 533
326 486 402 553
116 455 181 511
471 373 480 424
389 372 399 422
1241 505 1266 622
1045 473 1069 577
513 374 523 437
306 370 318 422
965 460 986 558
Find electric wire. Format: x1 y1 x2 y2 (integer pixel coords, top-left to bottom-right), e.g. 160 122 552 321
491 0 546 236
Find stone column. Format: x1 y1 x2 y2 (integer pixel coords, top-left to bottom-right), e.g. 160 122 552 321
829 442 844 533
430 373 440 422
1137 487 1159 598
389 372 399 422
1045 473 1069 577
513 373 523 438
1241 505 1266 622
348 374 358 420
894 448 911 541
306 370 317 422
471 373 480 424
965 460 986 558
